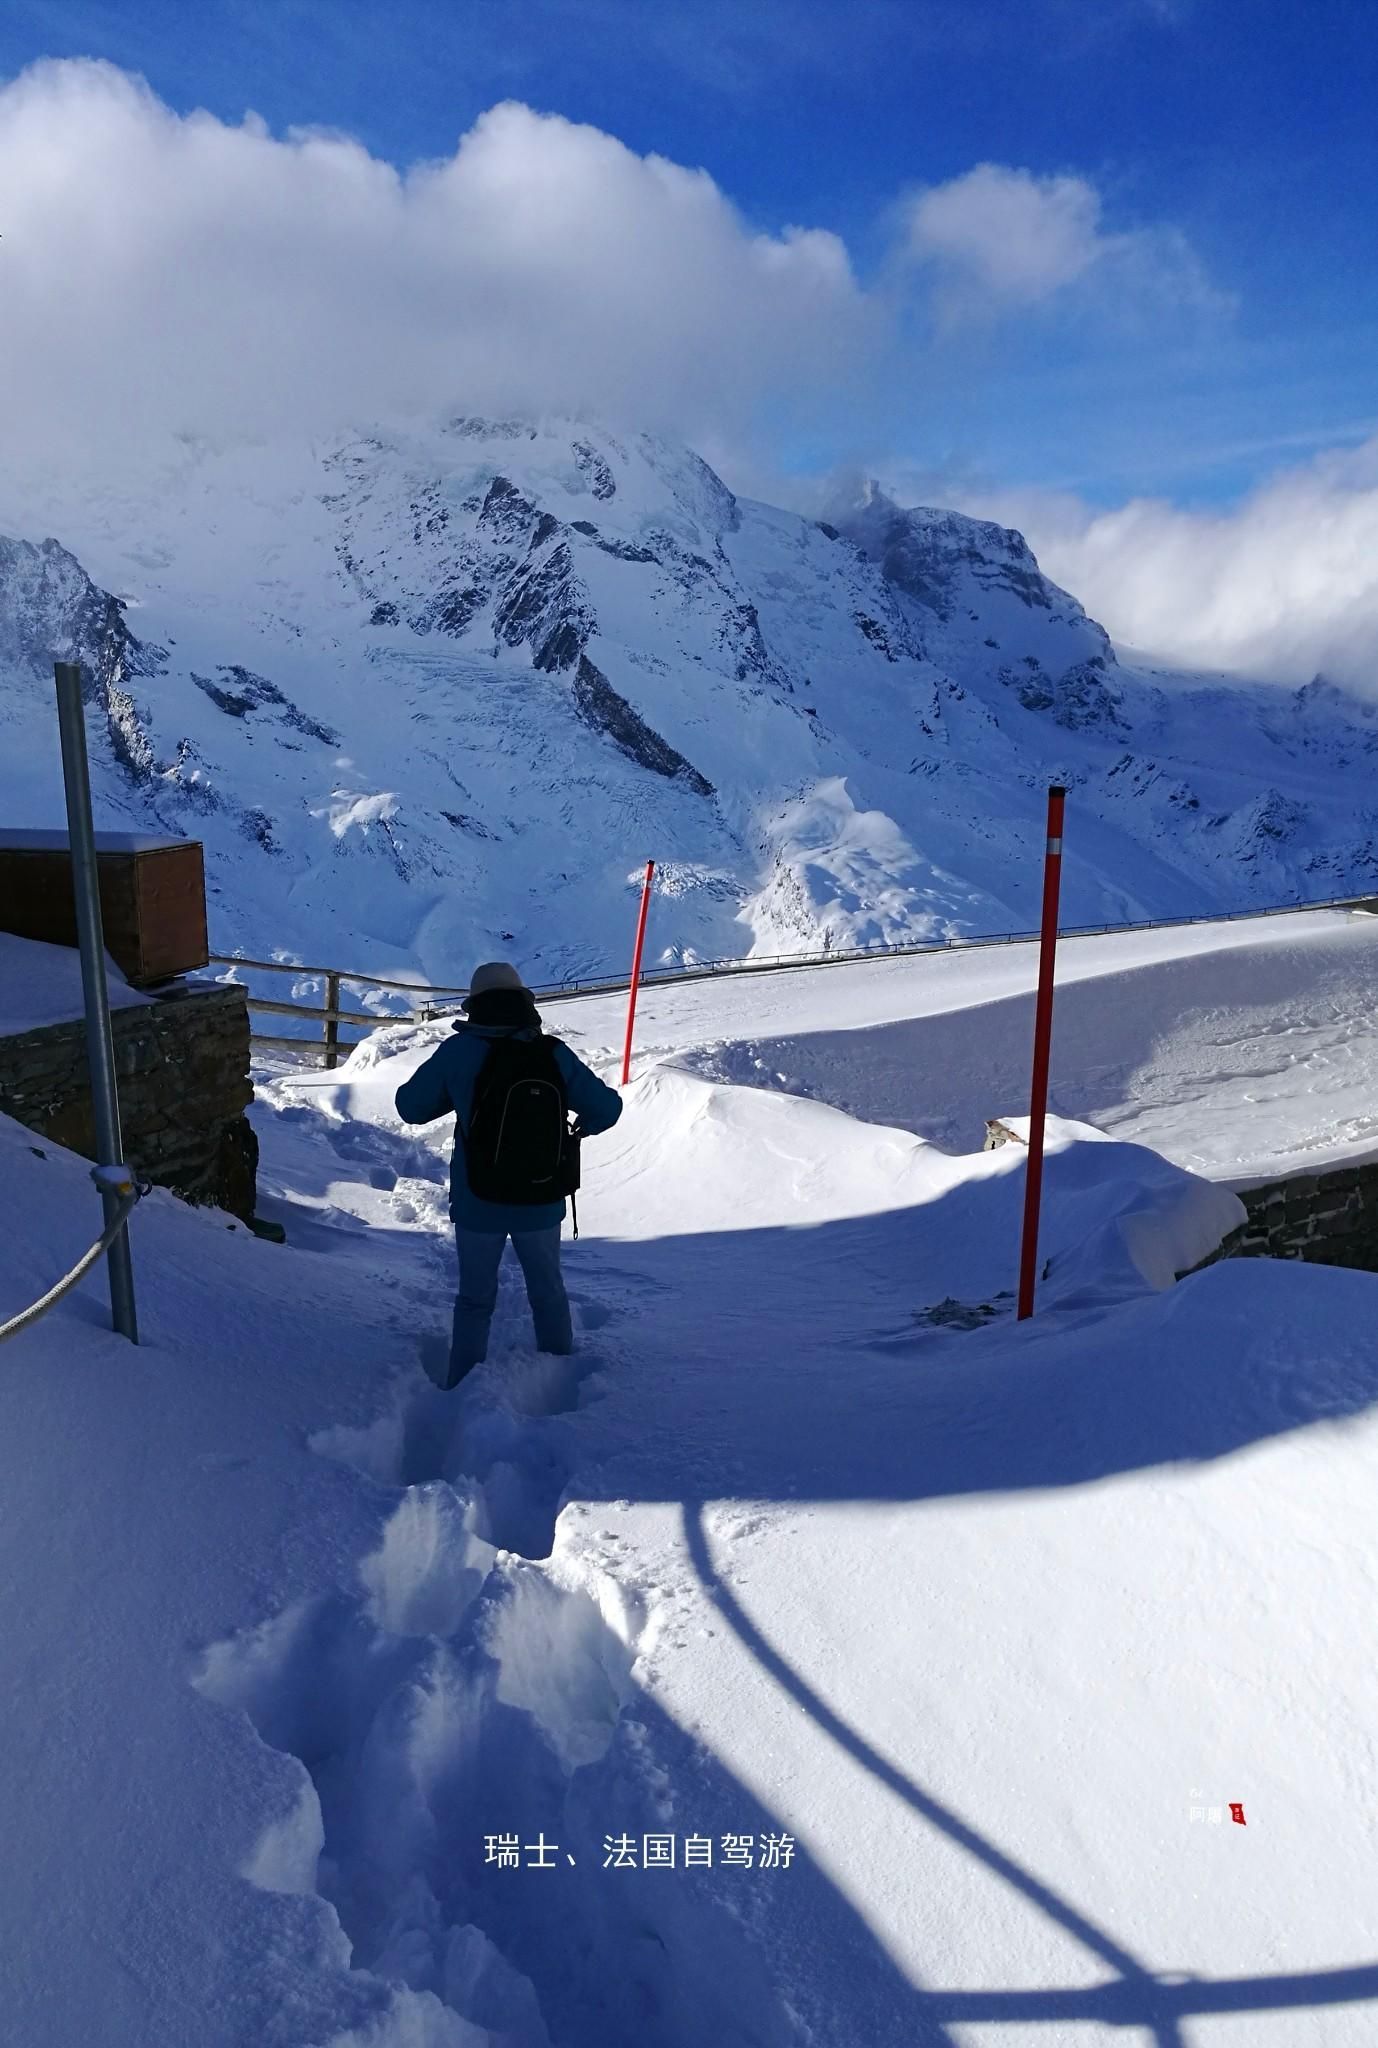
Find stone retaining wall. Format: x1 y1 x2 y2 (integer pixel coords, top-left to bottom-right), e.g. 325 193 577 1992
1227 1160 1378 1271
0 983 257 1219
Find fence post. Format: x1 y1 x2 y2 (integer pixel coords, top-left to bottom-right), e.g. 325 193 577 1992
621 861 655 1087
1016 786 1067 1321
324 971 340 1070
53 661 138 1343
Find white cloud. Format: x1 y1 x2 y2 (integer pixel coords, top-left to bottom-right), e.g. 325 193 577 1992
903 161 1224 325
12 56 1353 693
946 436 1378 689
906 164 1103 303
0 59 869 467
0 61 1230 485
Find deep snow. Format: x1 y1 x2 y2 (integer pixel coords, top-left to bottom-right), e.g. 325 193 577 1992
1 913 1376 2045
0 929 153 1033
325 904 1378 1185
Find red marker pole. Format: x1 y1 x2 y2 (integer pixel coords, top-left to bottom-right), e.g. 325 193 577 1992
1016 787 1067 1320
621 860 655 1088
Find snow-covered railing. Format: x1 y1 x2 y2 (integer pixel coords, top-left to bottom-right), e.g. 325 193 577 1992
207 887 1376 1067
202 959 473 1068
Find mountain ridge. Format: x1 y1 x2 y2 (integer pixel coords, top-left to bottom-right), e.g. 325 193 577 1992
1 416 1373 984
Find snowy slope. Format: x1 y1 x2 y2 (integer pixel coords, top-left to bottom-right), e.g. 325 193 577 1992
532 905 1378 1183
2 419 1376 991
3 919 1377 2045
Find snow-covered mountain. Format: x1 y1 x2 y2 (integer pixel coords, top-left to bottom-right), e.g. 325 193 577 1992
2 417 1375 986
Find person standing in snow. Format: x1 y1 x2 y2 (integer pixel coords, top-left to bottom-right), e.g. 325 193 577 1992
394 961 623 1388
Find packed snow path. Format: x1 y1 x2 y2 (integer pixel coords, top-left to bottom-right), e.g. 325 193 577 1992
2 911 1377 2044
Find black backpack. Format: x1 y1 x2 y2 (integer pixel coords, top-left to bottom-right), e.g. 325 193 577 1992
464 1033 581 1211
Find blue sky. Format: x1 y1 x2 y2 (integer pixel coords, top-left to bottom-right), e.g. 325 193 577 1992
2 0 1375 509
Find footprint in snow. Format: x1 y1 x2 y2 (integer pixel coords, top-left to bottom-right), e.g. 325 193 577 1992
572 1296 613 1331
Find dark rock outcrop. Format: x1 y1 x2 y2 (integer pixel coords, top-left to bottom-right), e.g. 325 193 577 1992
0 532 165 784
190 664 338 743
572 655 714 796
495 543 594 673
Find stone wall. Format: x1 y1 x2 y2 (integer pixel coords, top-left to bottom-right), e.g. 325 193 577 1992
1225 1160 1378 1271
0 983 257 1219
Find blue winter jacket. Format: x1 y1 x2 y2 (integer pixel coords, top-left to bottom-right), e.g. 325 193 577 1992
394 1018 623 1233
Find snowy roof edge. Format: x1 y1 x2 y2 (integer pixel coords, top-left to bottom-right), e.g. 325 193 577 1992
0 830 194 853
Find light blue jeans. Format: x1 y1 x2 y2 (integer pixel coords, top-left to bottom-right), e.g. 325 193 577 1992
450 1226 573 1386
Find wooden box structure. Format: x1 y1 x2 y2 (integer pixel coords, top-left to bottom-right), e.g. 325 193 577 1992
0 830 209 986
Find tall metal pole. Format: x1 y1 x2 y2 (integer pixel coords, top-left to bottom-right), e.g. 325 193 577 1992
53 661 138 1342
621 860 655 1088
1016 785 1066 1322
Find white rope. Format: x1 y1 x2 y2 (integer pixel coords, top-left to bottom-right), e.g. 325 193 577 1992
0 1172 142 1346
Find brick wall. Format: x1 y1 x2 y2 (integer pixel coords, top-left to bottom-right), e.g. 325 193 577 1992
0 983 257 1220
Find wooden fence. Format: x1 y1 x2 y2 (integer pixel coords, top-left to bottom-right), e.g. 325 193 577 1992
206 955 472 1068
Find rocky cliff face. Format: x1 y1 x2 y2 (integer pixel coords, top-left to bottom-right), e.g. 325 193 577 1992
0 420 1374 984
0 534 164 781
